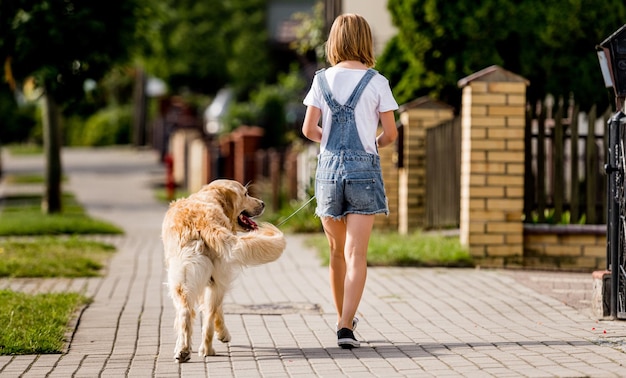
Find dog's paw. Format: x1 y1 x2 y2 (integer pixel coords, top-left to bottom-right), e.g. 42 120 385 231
199 343 216 357
217 329 231 343
175 350 191 363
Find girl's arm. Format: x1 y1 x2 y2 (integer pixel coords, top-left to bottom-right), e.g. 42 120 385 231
302 105 322 143
376 110 398 148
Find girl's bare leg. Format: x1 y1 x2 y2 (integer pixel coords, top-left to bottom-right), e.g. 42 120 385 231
322 214 374 330
339 213 374 330
322 217 347 325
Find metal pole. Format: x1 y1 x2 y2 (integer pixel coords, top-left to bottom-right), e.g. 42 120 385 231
607 109 626 319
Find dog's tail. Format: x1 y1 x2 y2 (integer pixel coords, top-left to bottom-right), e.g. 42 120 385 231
231 222 286 266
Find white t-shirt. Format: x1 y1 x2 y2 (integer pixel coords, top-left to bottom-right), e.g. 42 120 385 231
303 67 398 155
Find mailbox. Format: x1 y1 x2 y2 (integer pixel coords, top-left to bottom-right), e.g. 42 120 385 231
598 24 626 98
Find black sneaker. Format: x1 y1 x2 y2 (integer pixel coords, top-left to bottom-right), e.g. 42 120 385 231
337 327 360 349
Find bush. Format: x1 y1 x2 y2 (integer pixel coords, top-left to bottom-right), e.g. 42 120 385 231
79 105 132 146
0 88 38 145
64 114 87 146
223 66 305 148
223 102 259 133
253 85 288 148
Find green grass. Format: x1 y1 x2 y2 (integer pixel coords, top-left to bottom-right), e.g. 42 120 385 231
3 174 68 185
154 187 189 204
259 198 321 233
0 193 123 236
0 290 89 354
307 230 473 267
0 237 116 277
5 144 43 155
0 166 121 355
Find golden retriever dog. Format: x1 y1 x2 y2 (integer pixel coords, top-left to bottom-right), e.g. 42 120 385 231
162 179 286 363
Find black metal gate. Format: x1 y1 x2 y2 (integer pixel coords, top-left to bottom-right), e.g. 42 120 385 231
605 112 626 319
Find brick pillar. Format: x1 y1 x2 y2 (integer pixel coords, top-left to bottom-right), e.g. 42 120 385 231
187 137 209 193
396 97 454 234
169 128 201 188
230 126 264 187
457 66 529 267
375 125 399 231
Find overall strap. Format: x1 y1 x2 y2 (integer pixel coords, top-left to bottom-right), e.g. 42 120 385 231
316 69 341 112
316 68 377 110
344 68 376 109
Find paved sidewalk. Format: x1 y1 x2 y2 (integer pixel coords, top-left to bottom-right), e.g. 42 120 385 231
1 147 625 377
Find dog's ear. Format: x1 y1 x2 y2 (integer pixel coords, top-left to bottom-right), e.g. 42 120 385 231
214 186 239 220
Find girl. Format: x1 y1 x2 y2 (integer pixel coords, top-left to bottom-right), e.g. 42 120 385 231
302 13 398 349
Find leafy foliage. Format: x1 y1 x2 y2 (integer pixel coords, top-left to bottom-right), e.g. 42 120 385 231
378 0 626 110
138 0 273 97
79 105 132 146
136 0 230 94
0 0 142 105
290 1 326 65
0 87 37 144
224 67 306 148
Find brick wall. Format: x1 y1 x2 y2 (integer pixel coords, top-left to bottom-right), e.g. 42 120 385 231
524 225 606 271
392 98 454 234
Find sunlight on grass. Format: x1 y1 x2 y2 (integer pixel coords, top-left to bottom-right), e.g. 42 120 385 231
0 156 120 356
2 173 67 185
0 193 123 236
0 237 116 278
259 198 321 233
5 144 43 155
0 290 88 354
306 230 473 267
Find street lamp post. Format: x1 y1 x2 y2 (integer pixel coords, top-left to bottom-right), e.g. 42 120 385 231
597 24 626 320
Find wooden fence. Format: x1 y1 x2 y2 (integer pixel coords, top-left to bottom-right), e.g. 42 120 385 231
523 99 611 225
425 117 461 229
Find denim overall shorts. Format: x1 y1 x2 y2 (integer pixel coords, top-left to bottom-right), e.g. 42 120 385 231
314 68 389 219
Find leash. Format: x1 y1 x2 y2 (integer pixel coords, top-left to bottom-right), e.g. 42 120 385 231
276 195 316 227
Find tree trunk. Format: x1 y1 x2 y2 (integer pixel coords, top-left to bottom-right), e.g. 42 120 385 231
41 90 62 213
132 66 147 147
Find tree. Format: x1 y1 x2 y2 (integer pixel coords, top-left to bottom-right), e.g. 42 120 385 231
138 0 272 98
290 1 326 66
377 0 626 111
135 0 230 94
1 0 141 213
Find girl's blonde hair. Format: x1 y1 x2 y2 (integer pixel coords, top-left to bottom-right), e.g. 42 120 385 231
325 14 375 68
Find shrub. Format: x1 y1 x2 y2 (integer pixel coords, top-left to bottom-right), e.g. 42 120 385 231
0 88 38 144
80 105 132 146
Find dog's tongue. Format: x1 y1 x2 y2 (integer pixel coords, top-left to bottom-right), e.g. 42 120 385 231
239 214 258 230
